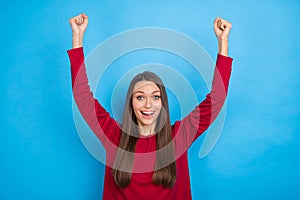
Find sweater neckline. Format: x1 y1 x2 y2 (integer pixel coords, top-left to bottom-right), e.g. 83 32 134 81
139 134 157 139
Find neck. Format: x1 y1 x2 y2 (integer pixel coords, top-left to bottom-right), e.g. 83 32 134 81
138 123 156 136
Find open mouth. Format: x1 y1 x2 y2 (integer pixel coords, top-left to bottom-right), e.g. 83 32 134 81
141 111 155 116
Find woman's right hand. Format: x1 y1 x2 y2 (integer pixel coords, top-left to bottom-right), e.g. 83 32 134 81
69 13 88 48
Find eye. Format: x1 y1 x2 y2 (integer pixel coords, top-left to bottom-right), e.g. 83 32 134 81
153 95 161 100
136 96 144 100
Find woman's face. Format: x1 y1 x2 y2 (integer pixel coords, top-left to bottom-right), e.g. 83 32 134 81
132 80 162 128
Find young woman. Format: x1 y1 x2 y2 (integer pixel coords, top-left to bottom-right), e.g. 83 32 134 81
68 13 233 200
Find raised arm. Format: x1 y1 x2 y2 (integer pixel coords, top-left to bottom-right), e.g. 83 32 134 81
68 13 120 148
173 17 233 150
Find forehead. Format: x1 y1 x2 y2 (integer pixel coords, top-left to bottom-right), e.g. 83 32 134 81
133 81 160 93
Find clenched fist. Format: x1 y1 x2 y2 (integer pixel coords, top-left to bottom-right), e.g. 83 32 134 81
213 17 232 56
214 17 232 41
69 13 88 48
69 13 89 34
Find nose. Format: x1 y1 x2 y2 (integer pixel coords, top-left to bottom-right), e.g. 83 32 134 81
144 97 152 108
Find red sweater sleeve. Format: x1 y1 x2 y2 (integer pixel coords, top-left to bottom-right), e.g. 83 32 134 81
173 54 233 151
67 47 121 149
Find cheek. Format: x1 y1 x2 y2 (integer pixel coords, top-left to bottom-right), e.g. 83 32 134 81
132 100 142 114
153 100 162 111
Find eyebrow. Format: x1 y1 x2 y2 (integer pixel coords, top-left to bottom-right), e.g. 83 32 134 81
134 90 161 95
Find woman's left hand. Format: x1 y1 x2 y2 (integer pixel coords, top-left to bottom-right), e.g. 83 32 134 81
214 17 232 41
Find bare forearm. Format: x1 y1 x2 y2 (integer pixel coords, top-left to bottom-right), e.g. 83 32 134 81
218 39 229 57
72 32 84 49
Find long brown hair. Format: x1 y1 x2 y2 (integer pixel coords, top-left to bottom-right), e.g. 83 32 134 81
112 71 176 188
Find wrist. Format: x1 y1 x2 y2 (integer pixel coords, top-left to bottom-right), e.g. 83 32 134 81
72 32 84 40
72 32 84 49
218 40 229 57
218 38 228 45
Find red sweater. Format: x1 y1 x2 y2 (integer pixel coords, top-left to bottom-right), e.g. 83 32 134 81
68 47 232 200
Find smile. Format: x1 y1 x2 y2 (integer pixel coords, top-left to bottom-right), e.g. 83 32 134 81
141 111 155 116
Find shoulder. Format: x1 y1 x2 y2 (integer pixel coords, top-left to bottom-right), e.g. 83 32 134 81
171 120 181 138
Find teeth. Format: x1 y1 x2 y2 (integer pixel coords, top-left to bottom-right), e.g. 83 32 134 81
141 111 154 115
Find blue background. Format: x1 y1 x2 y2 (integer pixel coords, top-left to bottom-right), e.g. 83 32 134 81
1 0 300 199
